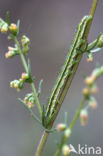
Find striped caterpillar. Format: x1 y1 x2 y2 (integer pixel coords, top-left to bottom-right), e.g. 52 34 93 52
43 15 92 127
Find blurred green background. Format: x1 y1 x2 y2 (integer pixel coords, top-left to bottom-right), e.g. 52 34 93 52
0 0 103 156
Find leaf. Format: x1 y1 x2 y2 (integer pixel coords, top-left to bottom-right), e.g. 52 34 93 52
38 79 43 96
6 11 10 26
17 19 20 35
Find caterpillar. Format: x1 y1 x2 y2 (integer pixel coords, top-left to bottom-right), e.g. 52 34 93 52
44 15 92 127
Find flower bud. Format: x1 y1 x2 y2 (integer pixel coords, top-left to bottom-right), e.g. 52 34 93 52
97 34 103 48
87 57 93 63
24 92 35 108
85 76 95 86
26 102 34 108
80 109 88 126
82 88 89 96
0 18 8 33
21 35 30 47
56 123 66 131
87 53 93 63
90 84 99 94
89 97 98 109
10 80 24 91
9 23 18 35
21 35 30 54
13 81 19 88
10 81 14 88
8 46 14 51
21 72 29 81
62 144 70 156
92 68 101 78
5 51 15 58
64 128 71 139
1 24 8 33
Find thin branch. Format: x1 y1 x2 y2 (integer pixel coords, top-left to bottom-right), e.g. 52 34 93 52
14 37 42 117
18 98 42 124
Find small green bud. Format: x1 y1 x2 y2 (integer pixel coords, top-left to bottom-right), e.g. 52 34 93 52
21 35 30 54
56 123 66 131
92 68 101 77
80 109 88 126
24 92 35 108
9 23 18 35
21 72 29 81
10 79 24 91
21 35 30 47
64 128 71 139
82 87 89 96
1 23 8 33
0 18 8 33
87 53 93 63
89 97 98 109
5 46 17 58
90 84 99 94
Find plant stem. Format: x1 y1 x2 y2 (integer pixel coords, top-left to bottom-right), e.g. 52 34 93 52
54 98 86 156
35 0 98 155
14 37 42 117
35 131 48 156
69 97 86 130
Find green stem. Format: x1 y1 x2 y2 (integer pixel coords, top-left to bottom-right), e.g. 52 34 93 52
69 97 86 130
35 0 98 155
54 98 86 156
14 37 42 117
14 37 28 72
35 131 48 156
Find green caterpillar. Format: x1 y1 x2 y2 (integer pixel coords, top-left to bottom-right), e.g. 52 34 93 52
44 15 92 127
